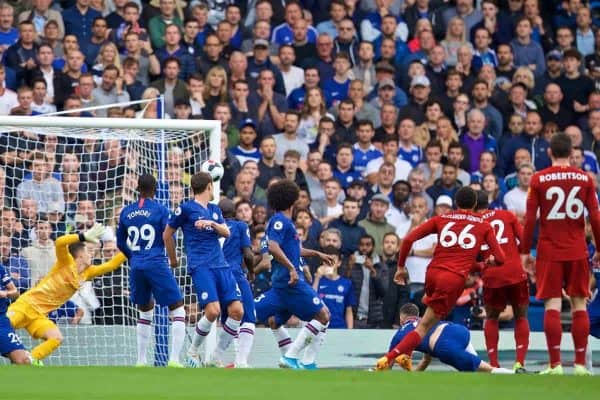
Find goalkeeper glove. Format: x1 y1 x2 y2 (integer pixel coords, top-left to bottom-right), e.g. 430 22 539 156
82 223 106 244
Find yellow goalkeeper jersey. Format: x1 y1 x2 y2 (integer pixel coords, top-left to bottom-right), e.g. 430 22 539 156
17 234 127 316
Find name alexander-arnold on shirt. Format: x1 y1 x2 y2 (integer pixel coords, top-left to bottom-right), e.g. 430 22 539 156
539 171 589 183
442 213 484 223
127 210 151 219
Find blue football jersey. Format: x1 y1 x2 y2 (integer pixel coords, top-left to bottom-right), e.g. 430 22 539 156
266 212 301 288
398 145 423 167
352 144 382 174
223 219 252 275
0 265 11 315
389 318 442 354
168 200 228 270
117 198 169 268
589 270 600 320
316 276 355 328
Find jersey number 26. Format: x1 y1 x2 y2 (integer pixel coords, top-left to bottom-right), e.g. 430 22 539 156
546 186 584 220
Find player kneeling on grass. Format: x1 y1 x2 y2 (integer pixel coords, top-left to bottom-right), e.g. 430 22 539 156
7 224 127 364
0 264 30 365
117 174 186 367
387 303 514 373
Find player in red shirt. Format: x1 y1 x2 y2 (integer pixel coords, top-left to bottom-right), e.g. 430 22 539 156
475 191 530 372
375 187 505 370
522 132 600 376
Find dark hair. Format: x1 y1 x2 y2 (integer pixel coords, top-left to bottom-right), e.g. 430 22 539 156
163 56 181 69
475 190 489 211
359 233 375 246
190 172 212 195
550 132 572 158
454 186 477 209
399 303 420 317
343 196 360 205
218 198 235 218
356 119 374 130
321 245 341 256
448 141 463 153
336 142 353 153
31 77 47 88
137 174 157 197
267 179 300 211
69 242 87 259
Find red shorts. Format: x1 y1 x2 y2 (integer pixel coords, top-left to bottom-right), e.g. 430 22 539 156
483 280 530 311
423 267 466 318
535 259 590 300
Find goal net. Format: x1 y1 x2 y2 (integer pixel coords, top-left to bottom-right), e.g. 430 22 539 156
0 115 221 365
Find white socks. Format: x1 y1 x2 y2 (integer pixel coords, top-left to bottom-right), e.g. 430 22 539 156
136 309 154 365
212 317 241 362
190 316 213 354
491 367 515 374
585 345 594 373
169 307 186 363
285 320 325 359
301 325 327 365
271 326 292 355
235 322 255 367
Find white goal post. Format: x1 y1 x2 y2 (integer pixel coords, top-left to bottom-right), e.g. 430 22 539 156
0 115 221 365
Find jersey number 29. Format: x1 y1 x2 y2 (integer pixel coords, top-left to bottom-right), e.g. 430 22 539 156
127 224 156 251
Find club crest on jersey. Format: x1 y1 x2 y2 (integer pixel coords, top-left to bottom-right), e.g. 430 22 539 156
273 221 283 230
201 292 208 300
175 207 182 216
213 212 219 220
338 285 345 293
312 297 321 305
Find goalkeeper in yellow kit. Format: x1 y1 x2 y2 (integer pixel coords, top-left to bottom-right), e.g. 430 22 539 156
7 224 127 364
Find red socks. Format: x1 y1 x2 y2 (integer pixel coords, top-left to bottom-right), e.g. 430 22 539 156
571 310 590 366
514 317 530 365
386 330 422 362
484 319 500 367
544 310 562 367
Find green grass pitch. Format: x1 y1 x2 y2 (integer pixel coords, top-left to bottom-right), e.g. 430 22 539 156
2 367 599 400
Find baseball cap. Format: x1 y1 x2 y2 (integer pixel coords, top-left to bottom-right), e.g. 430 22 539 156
239 118 257 130
546 50 562 62
411 75 431 88
375 61 395 74
379 78 395 89
253 39 269 48
371 193 390 205
435 195 453 208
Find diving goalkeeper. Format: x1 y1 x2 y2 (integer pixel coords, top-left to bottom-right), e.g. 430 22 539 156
7 224 127 364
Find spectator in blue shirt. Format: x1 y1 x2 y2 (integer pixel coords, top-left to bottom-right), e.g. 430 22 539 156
510 16 546 76
155 24 195 81
333 143 362 189
0 233 29 293
353 120 383 175
271 1 318 45
321 52 352 105
316 0 347 39
500 110 550 175
0 3 19 54
62 0 102 43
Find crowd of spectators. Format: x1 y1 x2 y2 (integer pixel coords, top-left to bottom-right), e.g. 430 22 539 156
0 0 599 329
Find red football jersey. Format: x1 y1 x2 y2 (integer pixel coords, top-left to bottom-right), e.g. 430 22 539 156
480 209 527 288
523 165 600 261
398 210 505 278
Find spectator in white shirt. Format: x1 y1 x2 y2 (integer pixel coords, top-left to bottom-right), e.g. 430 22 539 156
503 163 535 222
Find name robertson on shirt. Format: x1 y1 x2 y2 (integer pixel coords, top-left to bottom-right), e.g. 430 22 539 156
539 172 589 183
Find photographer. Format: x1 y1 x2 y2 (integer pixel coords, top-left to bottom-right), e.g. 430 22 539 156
347 234 388 329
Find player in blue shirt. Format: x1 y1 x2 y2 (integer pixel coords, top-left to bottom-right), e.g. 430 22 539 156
586 268 600 372
164 172 243 367
0 264 30 364
218 198 257 368
386 303 514 373
313 246 355 329
116 174 186 367
254 179 335 369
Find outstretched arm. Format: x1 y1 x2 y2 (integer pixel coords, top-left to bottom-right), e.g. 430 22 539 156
414 354 432 372
83 253 128 280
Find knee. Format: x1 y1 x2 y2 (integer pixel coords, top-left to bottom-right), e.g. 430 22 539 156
11 351 31 365
316 307 330 325
514 307 528 319
204 303 220 321
268 316 279 330
227 301 244 321
46 331 63 343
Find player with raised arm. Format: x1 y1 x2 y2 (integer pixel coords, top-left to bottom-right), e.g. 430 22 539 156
0 264 30 365
475 190 530 372
388 303 514 373
116 174 186 368
7 224 127 364
218 198 257 368
375 187 505 371
522 132 600 376
254 179 334 369
163 172 243 367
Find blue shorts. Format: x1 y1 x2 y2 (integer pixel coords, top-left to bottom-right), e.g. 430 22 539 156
129 265 183 307
191 267 241 307
254 281 323 326
591 316 600 339
221 272 256 324
0 316 25 357
432 324 481 372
